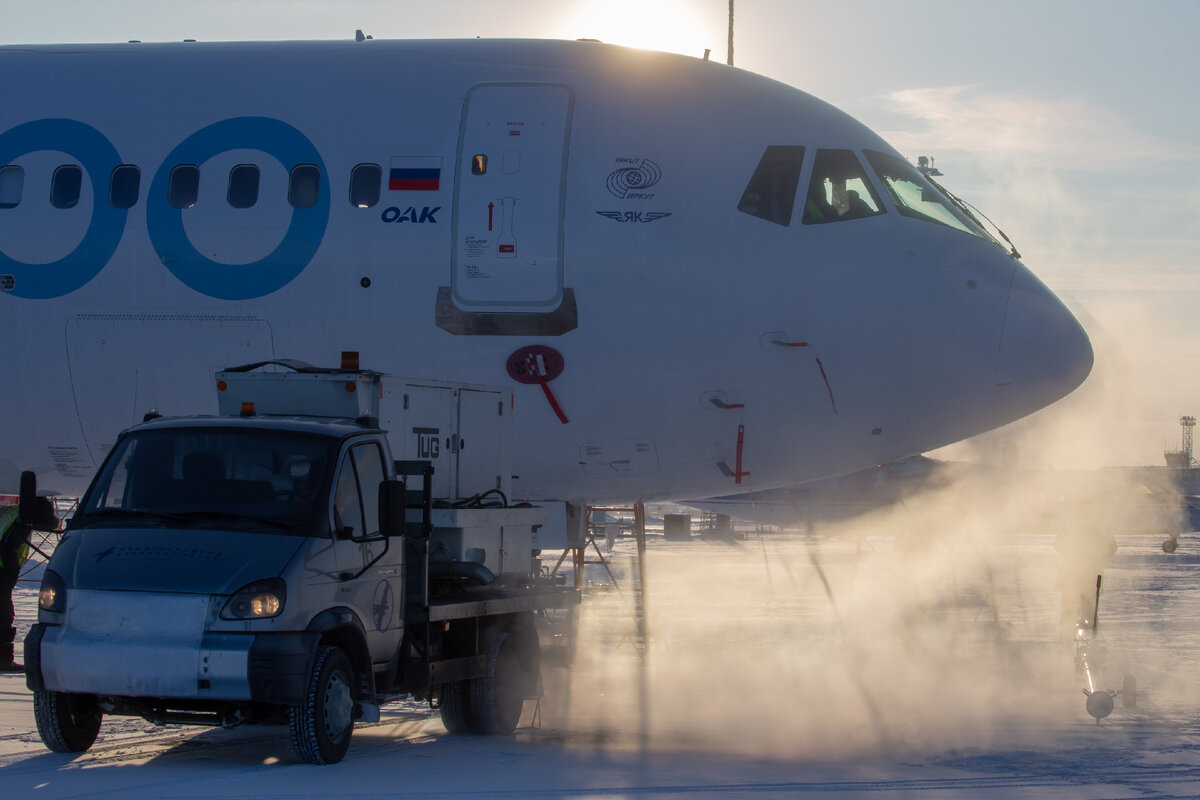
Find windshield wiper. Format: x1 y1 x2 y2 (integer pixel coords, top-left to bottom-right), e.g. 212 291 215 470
79 508 194 527
171 510 295 532
925 175 1022 259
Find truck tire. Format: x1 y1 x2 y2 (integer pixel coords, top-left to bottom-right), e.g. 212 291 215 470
33 689 102 753
438 680 475 734
468 630 535 735
289 645 355 764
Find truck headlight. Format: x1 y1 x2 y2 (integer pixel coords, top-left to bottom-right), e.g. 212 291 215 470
220 578 286 620
39 570 66 613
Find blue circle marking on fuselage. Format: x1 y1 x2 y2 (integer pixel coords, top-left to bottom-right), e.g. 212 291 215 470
147 117 330 300
0 119 127 299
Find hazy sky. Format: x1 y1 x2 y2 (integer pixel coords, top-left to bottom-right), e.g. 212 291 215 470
3 0 1198 466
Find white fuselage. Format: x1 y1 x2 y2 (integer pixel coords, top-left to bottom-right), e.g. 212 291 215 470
0 39 1092 502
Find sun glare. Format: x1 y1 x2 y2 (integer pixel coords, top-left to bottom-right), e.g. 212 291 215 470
555 0 721 58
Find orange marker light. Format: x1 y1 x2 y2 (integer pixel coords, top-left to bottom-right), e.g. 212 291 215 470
240 401 255 416
216 380 228 391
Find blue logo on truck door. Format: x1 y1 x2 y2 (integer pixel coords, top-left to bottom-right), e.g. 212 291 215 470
372 580 394 631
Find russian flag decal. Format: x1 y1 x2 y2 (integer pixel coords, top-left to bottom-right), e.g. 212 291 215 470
389 157 442 191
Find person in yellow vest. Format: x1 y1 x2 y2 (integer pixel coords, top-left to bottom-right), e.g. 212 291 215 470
1 496 57 671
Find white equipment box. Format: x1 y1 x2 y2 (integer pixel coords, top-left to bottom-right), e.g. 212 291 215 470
429 506 544 580
215 365 512 501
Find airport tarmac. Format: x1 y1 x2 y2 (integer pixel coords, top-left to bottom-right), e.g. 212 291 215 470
3 524 1200 799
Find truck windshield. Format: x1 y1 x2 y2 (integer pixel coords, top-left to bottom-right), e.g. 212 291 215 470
75 428 337 535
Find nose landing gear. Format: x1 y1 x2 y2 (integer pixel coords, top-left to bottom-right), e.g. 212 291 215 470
1076 574 1136 722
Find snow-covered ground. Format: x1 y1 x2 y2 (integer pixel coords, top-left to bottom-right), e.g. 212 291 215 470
4 523 1200 799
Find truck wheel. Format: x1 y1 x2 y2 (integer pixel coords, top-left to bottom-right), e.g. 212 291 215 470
439 680 475 734
469 630 536 735
289 646 355 764
33 689 102 753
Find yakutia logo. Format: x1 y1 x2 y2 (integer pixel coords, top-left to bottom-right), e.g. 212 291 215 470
606 158 662 199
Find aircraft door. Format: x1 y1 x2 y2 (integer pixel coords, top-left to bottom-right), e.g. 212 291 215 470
440 84 577 336
66 314 274 466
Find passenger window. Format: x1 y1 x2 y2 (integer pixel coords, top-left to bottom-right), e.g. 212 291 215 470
349 163 381 208
168 165 200 209
802 150 884 225
737 145 805 226
333 453 366 538
350 442 385 537
0 165 24 209
227 164 260 209
289 164 320 209
50 165 83 209
109 165 141 209
863 149 986 238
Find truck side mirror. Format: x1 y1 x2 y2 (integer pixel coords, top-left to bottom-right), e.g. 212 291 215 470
17 470 36 526
379 479 406 538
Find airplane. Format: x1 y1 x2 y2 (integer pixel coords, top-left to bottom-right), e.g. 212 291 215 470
0 37 1093 506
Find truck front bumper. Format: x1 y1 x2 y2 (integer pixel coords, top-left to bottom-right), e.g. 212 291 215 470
27 589 316 706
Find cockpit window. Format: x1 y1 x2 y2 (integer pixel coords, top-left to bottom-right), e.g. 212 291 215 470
802 149 884 225
737 145 805 226
863 150 987 238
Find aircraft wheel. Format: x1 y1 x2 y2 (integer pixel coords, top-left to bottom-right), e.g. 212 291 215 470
468 629 537 735
289 646 355 764
33 689 102 753
1123 674 1137 709
439 680 476 734
1086 690 1114 720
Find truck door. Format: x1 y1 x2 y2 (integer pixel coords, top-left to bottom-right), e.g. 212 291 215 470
443 84 575 332
331 440 403 658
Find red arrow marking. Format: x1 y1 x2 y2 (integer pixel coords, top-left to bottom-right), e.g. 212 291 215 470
734 424 750 484
539 379 569 424
488 202 494 231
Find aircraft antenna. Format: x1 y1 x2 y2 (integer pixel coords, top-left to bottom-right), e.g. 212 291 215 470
727 0 735 66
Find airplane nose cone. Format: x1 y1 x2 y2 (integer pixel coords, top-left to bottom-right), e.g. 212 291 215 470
995 265 1093 411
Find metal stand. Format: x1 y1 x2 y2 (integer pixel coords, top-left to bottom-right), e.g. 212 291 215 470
552 503 650 746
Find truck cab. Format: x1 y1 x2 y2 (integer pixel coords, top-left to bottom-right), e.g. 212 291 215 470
25 360 576 763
